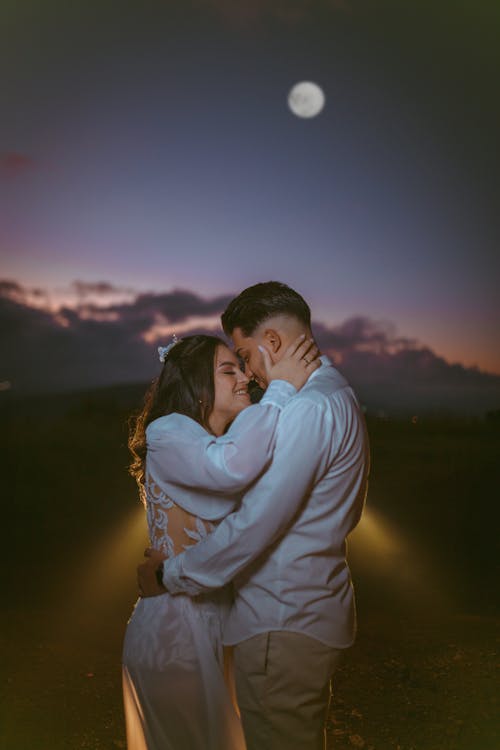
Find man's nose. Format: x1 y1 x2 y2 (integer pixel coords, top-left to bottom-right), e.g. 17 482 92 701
243 363 254 380
238 368 250 384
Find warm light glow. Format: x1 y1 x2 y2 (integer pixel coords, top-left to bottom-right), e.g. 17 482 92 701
349 506 451 610
72 506 149 607
351 507 404 560
78 309 121 322
45 506 149 639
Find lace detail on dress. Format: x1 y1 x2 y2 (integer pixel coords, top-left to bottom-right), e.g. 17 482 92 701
145 473 215 559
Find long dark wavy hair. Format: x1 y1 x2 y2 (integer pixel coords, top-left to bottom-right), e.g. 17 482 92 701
128 334 224 490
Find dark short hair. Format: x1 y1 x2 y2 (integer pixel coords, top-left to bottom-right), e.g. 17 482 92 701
221 281 311 337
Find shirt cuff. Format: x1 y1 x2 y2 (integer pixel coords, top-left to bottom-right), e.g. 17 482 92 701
260 379 297 408
162 554 187 594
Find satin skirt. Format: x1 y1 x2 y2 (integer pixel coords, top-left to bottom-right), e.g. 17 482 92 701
122 591 246 750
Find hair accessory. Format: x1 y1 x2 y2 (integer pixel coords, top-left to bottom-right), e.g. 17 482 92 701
158 334 181 363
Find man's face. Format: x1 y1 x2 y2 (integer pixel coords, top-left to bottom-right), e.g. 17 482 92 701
230 327 269 388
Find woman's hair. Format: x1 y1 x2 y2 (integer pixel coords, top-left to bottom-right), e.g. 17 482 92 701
128 334 224 488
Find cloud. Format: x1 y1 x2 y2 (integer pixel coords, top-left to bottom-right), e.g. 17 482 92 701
0 292 150 393
313 316 418 356
69 289 233 344
109 289 233 323
0 280 26 299
0 278 50 309
71 281 132 297
0 152 37 178
0 281 232 394
1 279 499 414
313 319 500 415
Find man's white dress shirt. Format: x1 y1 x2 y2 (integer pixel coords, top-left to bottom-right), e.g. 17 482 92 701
162 356 370 649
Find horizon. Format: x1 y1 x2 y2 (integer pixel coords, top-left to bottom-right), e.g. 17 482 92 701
1 276 499 416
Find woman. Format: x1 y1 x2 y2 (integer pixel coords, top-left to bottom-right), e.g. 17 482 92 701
123 333 318 750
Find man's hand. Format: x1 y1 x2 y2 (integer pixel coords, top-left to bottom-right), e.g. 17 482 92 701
137 547 168 597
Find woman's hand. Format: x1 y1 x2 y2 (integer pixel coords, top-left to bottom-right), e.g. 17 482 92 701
261 334 321 390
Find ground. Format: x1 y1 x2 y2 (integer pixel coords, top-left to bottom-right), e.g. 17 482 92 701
327 614 498 750
0 605 497 749
1 389 498 748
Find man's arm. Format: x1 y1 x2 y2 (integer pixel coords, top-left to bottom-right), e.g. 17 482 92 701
162 398 331 595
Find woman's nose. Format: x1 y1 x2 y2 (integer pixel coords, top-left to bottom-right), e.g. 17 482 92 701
238 370 250 384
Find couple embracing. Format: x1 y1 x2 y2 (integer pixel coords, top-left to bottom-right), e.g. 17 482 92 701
122 281 370 750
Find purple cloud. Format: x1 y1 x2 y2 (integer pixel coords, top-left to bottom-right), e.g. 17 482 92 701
0 280 26 299
71 281 131 297
313 317 419 356
1 278 499 414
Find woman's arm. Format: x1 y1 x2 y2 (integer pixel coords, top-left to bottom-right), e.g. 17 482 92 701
147 335 320 494
147 378 295 493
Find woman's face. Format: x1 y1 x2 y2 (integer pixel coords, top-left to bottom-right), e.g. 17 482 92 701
210 344 251 433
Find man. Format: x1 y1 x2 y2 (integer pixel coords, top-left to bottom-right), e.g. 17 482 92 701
139 281 370 750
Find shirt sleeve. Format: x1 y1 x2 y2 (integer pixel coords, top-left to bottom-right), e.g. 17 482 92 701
162 397 330 594
147 379 297 494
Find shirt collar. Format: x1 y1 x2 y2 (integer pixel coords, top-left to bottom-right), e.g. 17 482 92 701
307 354 333 383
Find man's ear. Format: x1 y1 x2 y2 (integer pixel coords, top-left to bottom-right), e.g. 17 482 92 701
262 328 282 354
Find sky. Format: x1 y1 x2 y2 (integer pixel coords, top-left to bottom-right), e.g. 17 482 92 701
1 0 499 409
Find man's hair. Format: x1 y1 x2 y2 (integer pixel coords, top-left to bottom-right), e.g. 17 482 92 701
221 281 311 337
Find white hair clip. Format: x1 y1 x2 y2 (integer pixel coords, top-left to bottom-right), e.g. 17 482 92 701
158 334 180 363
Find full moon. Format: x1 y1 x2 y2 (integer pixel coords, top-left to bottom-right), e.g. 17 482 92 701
287 81 325 118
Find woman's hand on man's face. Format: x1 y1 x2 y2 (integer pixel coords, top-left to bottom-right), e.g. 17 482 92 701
260 334 321 390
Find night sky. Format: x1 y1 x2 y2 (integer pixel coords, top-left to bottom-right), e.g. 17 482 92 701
1 0 499 408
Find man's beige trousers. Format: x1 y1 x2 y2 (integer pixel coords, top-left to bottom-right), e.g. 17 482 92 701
234 631 343 750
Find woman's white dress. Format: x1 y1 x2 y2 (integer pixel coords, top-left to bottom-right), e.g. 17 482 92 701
122 476 244 750
122 381 295 750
